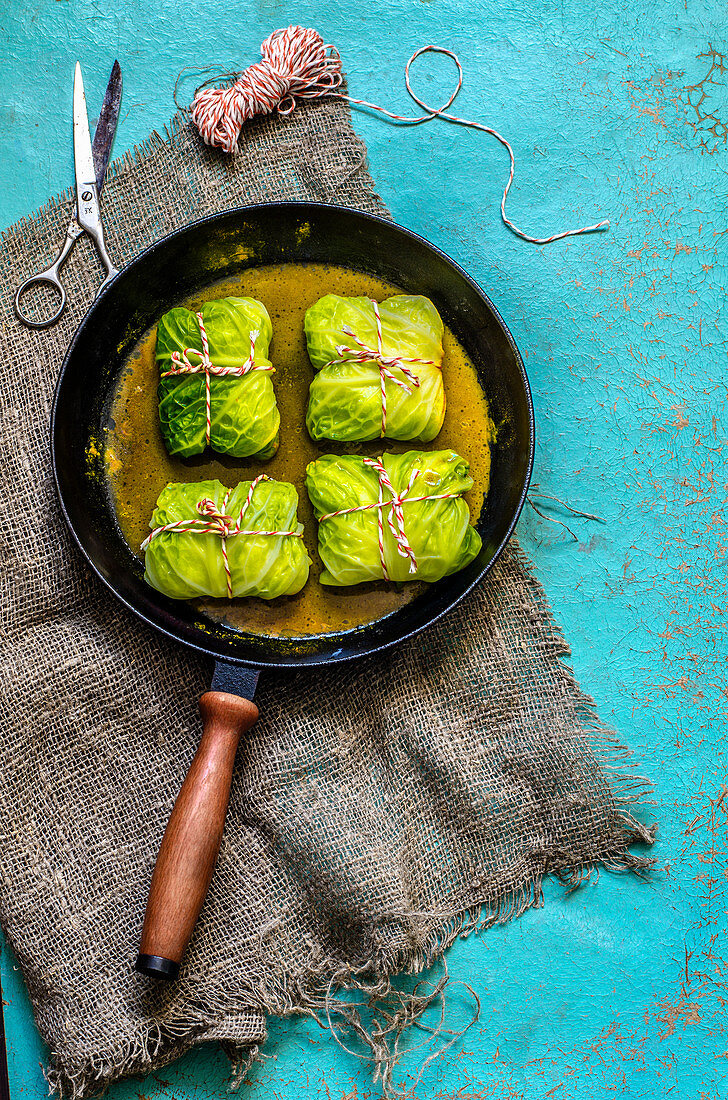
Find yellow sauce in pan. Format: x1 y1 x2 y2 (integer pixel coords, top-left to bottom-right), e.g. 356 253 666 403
104 263 495 637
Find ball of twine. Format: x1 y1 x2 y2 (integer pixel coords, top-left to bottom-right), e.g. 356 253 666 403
190 25 343 155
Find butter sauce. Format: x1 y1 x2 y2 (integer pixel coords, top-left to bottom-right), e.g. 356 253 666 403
105 262 494 637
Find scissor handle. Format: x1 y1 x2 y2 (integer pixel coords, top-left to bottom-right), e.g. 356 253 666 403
13 222 83 330
14 272 67 330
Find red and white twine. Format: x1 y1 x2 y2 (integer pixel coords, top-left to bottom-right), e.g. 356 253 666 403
141 475 303 598
161 312 273 446
319 457 459 581
188 25 609 246
190 25 342 155
325 299 436 436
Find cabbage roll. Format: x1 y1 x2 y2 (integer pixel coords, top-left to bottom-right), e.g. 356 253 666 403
156 297 280 460
143 477 310 600
306 450 481 586
304 294 445 443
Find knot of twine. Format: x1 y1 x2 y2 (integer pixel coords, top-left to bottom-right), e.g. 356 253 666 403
141 475 303 598
187 25 609 246
319 457 459 581
324 299 437 437
161 312 272 446
191 25 343 154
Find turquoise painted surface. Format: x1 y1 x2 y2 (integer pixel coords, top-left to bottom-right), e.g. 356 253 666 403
1 0 726 1096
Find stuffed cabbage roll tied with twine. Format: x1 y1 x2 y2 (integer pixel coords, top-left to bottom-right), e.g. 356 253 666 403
305 294 446 443
156 297 280 459
306 450 482 586
142 477 310 600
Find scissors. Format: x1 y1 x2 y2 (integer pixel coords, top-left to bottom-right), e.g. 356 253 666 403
14 61 122 329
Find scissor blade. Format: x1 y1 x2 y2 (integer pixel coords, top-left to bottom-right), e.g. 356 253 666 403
92 60 122 192
73 62 102 235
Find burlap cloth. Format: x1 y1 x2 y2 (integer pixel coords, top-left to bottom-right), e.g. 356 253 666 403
0 93 655 1098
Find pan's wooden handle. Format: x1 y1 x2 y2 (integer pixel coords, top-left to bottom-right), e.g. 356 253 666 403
134 691 258 980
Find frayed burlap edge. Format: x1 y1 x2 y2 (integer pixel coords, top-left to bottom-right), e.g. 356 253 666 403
43 545 655 1100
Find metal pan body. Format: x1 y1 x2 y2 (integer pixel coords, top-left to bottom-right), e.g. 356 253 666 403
52 203 534 668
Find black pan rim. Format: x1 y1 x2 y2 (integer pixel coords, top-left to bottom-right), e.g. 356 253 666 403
51 200 535 669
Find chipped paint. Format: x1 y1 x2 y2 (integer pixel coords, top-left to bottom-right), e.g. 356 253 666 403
1 0 726 1098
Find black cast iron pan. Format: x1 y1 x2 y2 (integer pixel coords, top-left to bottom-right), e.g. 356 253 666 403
51 202 534 981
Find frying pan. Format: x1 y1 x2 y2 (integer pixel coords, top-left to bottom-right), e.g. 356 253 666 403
52 202 534 981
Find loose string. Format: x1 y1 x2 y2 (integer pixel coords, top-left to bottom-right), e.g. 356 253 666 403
324 299 437 436
141 475 303 598
526 483 606 541
319 957 481 1098
188 25 609 246
318 457 460 581
161 313 273 446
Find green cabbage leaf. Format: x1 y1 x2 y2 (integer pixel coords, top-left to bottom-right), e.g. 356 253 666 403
304 295 445 443
143 479 310 600
156 297 280 459
306 450 481 586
